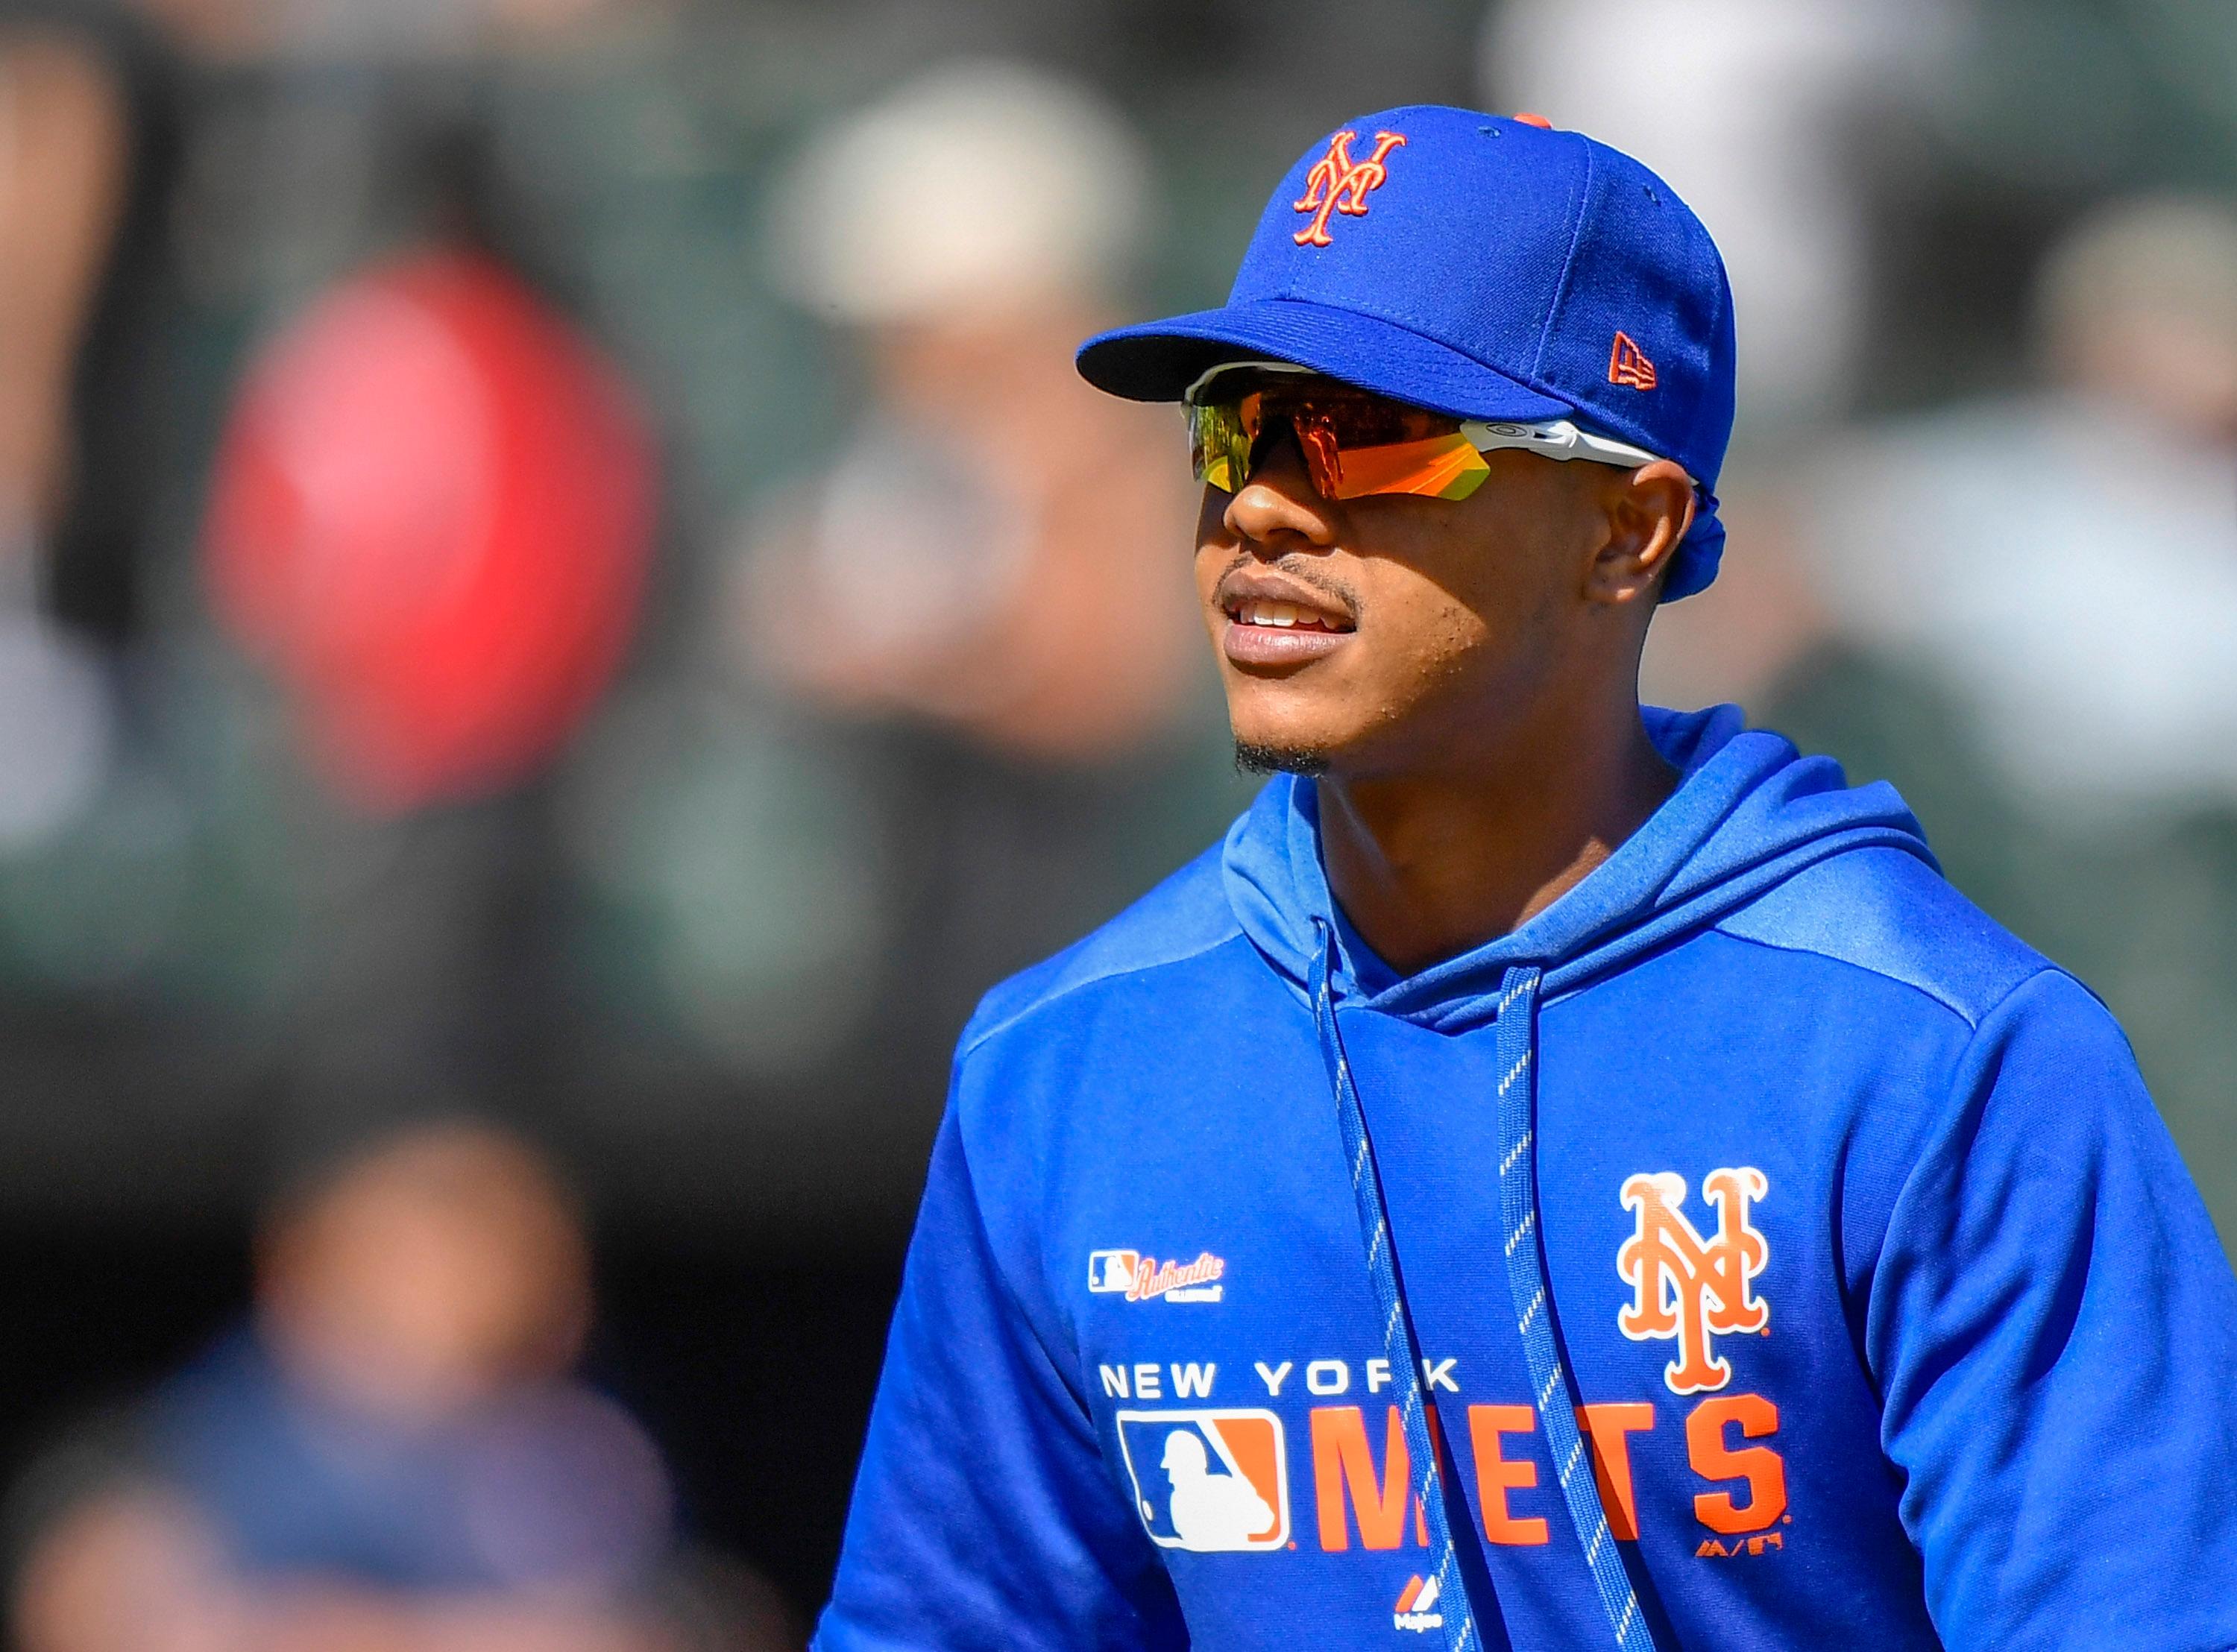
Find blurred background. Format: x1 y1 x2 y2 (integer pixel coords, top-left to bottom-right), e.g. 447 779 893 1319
0 0 2233 1642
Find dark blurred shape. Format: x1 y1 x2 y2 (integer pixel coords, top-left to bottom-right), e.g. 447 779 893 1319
204 250 656 814
0 3 179 634
0 21 126 535
130 0 657 60
8 1121 798 1652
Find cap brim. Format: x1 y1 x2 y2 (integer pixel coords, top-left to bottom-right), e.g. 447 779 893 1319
1077 297 1575 425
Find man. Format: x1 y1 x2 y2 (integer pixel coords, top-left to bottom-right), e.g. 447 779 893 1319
814 107 2237 1651
8 1123 789 1652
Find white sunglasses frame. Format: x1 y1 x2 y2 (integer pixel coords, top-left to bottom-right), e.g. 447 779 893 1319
1181 359 1691 484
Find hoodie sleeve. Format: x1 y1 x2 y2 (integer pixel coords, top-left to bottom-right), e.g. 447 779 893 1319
814 1082 1187 1652
1869 968 2237 1651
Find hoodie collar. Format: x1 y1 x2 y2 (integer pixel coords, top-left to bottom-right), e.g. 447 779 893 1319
1221 704 1936 1032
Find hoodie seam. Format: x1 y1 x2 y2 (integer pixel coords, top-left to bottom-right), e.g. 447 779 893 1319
1861 964 2075 1414
959 927 1248 1059
1691 948 2066 1425
1708 925 2051 1032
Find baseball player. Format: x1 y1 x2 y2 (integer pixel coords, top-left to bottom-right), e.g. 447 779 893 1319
812 106 2237 1651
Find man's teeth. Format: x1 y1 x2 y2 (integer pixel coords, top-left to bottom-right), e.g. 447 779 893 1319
1236 599 1330 629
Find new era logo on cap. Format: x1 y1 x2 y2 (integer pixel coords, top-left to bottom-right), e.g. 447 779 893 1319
1077 104 1737 600
1608 330 1658 391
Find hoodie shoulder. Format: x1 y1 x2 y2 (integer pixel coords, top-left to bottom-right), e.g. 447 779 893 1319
1714 845 2055 1029
960 840 1245 1058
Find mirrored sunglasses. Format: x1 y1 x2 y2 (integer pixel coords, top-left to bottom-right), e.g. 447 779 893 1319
1183 362 1676 503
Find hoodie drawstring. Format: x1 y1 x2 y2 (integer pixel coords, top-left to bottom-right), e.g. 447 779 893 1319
1313 923 1658 1652
1311 923 1482 1652
1491 965 1657 1652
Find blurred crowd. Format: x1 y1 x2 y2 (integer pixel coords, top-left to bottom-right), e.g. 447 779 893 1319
3 0 2236 1639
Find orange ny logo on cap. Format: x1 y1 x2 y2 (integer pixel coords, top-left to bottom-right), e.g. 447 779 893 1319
1292 128 1406 247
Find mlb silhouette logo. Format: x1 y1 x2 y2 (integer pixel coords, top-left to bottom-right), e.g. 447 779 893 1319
1114 1410 1289 1552
1087 1250 1140 1293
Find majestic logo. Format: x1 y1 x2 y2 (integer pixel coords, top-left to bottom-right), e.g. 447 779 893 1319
1617 1168 1769 1395
1114 1410 1289 1551
1394 1574 1445 1633
1291 129 1407 247
1089 1248 1225 1304
1608 330 1659 390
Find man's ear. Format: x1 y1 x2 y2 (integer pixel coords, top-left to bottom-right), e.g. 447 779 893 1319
1588 460 1696 607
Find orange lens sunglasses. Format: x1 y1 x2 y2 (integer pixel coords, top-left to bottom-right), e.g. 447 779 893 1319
1187 373 1493 502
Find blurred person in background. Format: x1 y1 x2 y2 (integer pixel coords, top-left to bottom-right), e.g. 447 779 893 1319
748 58 1199 761
573 59 1250 1174
0 0 666 1150
204 248 656 817
0 1 178 851
7 1120 796 1652
1807 195 2237 819
194 221 657 1142
0 17 123 553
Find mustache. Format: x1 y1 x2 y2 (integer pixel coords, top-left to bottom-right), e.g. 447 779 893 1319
1215 549 1362 617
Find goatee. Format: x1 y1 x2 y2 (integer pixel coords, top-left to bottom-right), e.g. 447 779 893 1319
1233 741 1331 778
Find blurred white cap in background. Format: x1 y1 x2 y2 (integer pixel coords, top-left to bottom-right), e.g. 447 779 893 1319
766 59 1151 327
2036 194 2237 437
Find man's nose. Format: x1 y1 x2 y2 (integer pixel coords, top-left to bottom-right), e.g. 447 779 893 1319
1222 431 1338 552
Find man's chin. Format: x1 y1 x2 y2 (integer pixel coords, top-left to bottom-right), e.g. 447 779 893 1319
1233 740 1332 778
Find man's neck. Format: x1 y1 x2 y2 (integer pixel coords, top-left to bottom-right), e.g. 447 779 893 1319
1315 699 1676 977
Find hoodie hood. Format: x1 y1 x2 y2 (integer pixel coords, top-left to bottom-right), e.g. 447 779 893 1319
1222 704 1936 1032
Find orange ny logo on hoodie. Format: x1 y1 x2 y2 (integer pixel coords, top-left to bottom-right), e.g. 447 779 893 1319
1617 1168 1770 1394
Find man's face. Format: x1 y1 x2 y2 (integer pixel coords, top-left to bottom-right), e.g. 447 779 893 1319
1192 397 1631 780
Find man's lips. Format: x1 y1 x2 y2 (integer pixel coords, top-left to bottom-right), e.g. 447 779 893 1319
1218 584 1356 669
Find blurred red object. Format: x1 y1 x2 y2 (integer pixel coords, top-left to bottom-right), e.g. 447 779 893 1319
205 251 656 813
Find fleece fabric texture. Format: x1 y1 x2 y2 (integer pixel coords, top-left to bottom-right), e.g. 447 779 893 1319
815 705 2237 1652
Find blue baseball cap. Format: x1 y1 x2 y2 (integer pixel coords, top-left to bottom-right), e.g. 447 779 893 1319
1077 106 1737 599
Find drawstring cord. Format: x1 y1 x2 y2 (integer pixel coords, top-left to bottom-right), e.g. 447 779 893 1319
1311 924 1481 1652
1491 965 1657 1651
1312 924 1657 1652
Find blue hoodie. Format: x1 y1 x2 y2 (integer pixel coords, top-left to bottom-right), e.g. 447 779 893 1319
816 707 2237 1652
